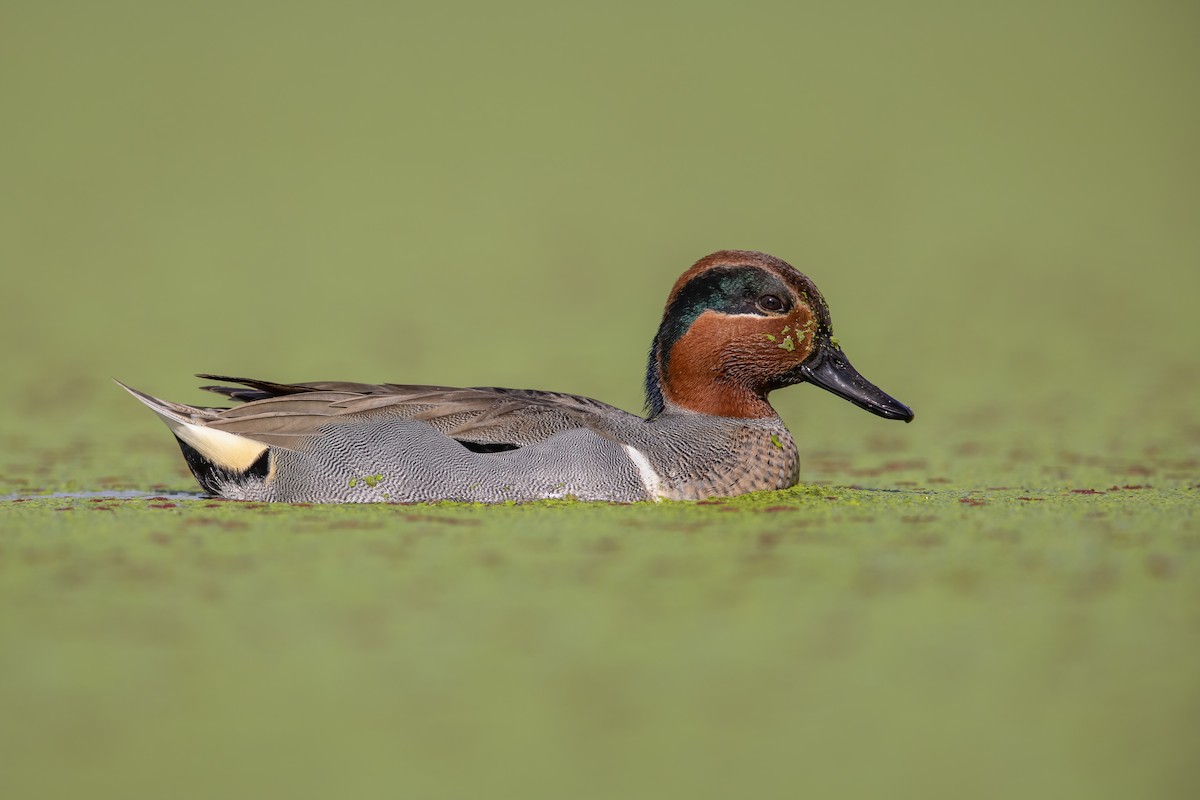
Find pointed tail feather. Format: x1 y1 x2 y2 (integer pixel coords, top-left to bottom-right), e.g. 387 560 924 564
115 379 269 473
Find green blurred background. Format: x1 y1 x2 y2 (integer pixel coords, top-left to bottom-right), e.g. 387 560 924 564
2 1 1198 798
4 0 1196 456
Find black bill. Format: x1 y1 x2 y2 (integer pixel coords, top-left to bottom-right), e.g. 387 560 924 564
798 342 914 422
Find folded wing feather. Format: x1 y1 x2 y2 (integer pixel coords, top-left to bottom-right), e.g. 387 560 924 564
195 375 641 449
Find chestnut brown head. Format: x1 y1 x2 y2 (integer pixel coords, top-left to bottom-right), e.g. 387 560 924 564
646 250 913 422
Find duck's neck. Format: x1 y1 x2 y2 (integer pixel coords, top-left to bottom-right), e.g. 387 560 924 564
645 339 776 420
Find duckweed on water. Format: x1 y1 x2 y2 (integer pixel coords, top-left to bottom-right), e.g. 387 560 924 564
3 465 1197 798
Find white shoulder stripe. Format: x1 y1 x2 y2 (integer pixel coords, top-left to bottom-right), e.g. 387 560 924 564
622 445 664 502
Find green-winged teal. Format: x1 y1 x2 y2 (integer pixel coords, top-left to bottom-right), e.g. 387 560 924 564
121 250 913 503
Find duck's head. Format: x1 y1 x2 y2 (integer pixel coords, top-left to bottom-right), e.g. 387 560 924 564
646 250 914 422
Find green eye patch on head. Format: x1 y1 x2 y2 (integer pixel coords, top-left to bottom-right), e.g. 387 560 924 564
655 266 793 360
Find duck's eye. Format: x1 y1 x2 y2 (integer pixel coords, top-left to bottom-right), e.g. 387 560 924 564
758 294 784 312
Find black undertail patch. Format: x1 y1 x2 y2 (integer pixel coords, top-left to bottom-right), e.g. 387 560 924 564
174 437 272 496
457 440 521 454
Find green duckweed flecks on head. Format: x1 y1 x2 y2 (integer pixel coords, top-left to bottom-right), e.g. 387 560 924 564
778 336 795 352
762 333 777 342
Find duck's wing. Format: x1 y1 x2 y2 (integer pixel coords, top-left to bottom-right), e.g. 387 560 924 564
193 374 642 450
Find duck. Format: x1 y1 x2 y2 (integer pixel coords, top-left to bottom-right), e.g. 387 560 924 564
119 250 913 503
